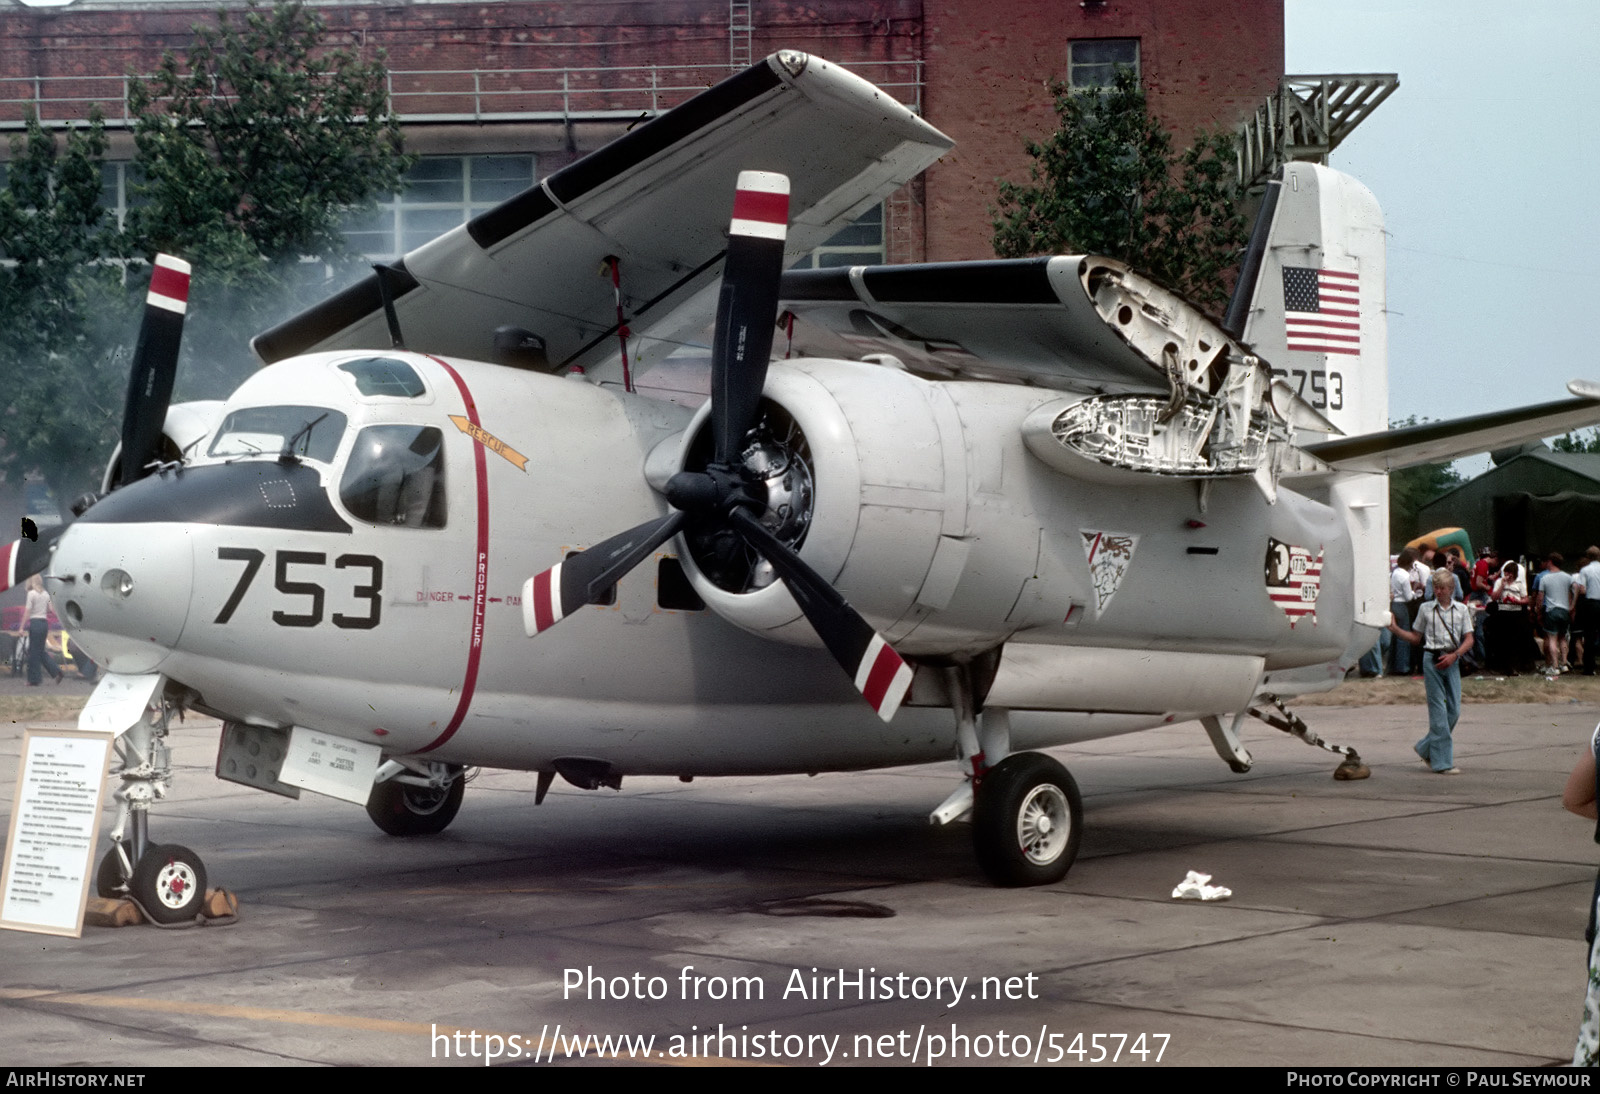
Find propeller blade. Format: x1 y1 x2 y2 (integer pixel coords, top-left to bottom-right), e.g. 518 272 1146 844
711 171 789 464
728 508 913 722
0 523 66 595
119 254 191 486
522 511 686 636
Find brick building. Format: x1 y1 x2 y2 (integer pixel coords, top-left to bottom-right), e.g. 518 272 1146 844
0 0 1284 264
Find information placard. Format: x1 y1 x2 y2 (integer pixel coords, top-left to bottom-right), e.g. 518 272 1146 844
0 727 114 938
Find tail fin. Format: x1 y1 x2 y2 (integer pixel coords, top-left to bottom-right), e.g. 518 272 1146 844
1231 163 1390 631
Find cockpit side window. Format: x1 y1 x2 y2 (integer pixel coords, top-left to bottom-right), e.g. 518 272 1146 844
208 405 347 463
339 425 447 528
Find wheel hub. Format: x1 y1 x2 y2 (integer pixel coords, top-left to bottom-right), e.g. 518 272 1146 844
154 860 199 909
1017 785 1071 865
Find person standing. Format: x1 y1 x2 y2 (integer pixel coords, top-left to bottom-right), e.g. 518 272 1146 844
1575 547 1600 676
1492 559 1533 674
1387 568 1474 774
1539 554 1578 673
24 574 62 687
1389 549 1418 676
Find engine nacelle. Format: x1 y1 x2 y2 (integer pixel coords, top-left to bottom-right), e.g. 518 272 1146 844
671 358 1041 655
101 401 226 493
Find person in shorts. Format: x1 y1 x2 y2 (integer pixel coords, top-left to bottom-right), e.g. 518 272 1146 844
1540 553 1578 673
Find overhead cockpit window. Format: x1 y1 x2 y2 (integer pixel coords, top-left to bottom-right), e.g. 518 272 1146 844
338 357 427 399
340 425 447 528
207 405 347 463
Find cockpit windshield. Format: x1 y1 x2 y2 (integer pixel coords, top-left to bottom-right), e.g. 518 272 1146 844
207 405 348 463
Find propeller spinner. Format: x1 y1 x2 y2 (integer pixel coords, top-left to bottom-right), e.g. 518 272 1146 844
521 171 913 721
0 254 190 594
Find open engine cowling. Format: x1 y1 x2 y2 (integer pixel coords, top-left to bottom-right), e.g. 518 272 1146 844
669 358 1034 655
100 401 225 494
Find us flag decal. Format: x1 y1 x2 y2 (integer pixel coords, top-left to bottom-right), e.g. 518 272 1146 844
1283 266 1360 356
1265 538 1323 627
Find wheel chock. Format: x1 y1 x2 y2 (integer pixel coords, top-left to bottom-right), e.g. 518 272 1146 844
1333 758 1371 780
85 888 240 928
84 896 143 928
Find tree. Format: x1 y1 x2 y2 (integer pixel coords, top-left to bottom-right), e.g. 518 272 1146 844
127 0 411 396
992 69 1247 311
1552 429 1600 454
0 114 132 513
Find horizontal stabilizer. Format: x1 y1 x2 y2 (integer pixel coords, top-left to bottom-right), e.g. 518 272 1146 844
1306 383 1600 472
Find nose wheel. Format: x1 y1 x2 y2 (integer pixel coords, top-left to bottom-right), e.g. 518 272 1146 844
96 842 208 924
972 752 1083 887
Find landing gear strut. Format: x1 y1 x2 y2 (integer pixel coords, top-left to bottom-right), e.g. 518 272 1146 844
928 659 1084 887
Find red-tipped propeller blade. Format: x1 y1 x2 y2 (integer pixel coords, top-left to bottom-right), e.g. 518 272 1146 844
729 508 913 722
0 524 66 595
711 171 788 464
521 512 686 636
118 254 191 486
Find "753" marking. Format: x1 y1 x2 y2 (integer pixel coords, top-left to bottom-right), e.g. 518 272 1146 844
214 548 383 630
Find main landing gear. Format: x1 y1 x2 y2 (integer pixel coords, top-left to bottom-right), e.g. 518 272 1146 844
928 662 1084 888
365 761 466 836
972 752 1083 887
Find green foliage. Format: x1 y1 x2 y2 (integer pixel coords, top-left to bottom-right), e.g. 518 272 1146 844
1387 417 1464 545
1551 429 1600 454
126 0 411 395
0 114 132 510
992 69 1247 310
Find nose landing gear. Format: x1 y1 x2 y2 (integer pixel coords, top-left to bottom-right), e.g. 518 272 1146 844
92 677 213 924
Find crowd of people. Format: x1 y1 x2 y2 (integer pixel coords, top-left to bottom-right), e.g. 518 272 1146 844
1361 543 1600 679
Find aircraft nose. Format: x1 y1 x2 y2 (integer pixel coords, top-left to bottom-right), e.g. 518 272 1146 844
50 521 194 675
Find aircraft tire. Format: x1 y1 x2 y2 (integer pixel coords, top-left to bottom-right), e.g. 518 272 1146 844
972 752 1082 887
130 844 207 924
365 772 464 837
96 846 129 898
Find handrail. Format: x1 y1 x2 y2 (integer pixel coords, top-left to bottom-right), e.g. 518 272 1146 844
0 59 924 130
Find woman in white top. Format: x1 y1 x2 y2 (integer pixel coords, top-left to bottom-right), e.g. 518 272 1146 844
24 574 61 686
1490 560 1533 675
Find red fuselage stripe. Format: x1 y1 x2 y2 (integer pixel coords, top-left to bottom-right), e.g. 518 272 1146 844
421 357 490 753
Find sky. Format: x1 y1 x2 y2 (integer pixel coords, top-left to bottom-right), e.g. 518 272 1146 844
1286 0 1600 449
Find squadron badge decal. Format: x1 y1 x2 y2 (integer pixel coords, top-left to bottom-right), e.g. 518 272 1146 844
1081 531 1139 618
1265 538 1323 627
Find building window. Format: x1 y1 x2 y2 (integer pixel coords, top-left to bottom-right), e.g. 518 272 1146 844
99 162 144 229
344 154 536 259
1068 39 1140 89
791 205 884 270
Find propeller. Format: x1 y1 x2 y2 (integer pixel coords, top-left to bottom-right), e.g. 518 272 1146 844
521 171 914 721
0 254 190 594
118 254 192 487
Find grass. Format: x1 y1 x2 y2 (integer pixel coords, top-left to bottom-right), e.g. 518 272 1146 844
0 692 94 725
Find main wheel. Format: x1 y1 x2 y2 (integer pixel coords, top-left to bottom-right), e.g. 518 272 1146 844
973 752 1082 887
365 772 464 836
130 844 207 924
